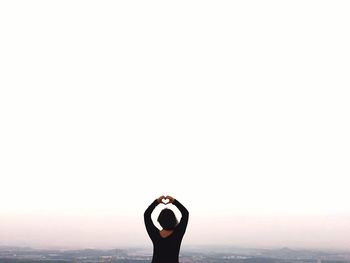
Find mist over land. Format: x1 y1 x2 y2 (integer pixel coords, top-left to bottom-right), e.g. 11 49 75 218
1 213 350 250
1 245 350 263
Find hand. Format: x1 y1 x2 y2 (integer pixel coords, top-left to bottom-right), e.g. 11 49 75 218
166 195 175 203
157 195 166 204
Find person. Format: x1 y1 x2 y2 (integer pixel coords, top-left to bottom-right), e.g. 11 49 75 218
144 195 189 263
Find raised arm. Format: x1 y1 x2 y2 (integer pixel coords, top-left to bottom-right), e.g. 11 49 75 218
144 196 163 239
167 196 189 234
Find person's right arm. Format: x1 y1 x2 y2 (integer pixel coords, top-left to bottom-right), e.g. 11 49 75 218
168 196 189 234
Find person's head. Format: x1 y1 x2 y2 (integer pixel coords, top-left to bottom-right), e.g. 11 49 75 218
158 208 178 230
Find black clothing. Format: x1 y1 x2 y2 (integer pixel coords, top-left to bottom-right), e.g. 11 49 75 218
144 199 189 263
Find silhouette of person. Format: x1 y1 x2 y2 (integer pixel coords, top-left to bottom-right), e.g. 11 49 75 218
144 195 189 263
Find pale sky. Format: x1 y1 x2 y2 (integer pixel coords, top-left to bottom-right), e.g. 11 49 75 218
0 0 349 250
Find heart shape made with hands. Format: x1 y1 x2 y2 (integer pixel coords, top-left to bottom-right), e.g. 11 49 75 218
161 198 170 204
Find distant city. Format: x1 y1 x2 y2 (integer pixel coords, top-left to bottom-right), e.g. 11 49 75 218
0 246 349 263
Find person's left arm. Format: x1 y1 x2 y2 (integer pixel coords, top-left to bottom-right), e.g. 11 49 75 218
144 196 164 239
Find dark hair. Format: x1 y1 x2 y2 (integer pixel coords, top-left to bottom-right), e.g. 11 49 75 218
158 208 178 230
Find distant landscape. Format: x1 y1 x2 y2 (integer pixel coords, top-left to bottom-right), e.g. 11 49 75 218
0 246 349 263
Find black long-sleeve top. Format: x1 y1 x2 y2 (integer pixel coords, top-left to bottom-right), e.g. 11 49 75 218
144 199 189 263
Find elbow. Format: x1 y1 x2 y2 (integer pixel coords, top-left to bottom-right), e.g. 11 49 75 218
144 209 151 219
183 209 189 218
184 206 189 215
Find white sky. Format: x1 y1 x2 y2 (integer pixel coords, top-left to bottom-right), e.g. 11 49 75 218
0 0 350 250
